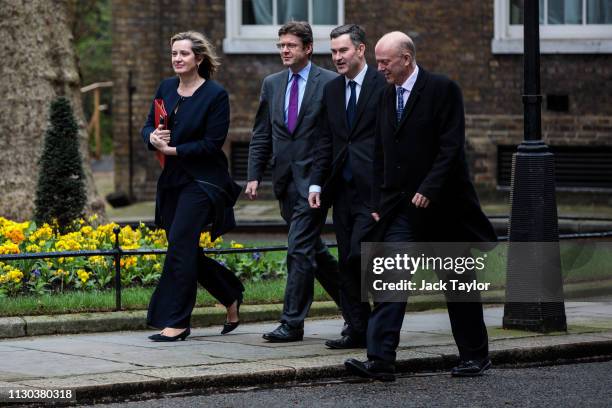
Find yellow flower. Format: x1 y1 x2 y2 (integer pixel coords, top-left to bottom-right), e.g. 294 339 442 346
26 244 41 253
81 226 93 236
89 256 107 266
230 241 244 249
88 213 99 223
29 224 53 242
54 232 83 251
119 226 142 248
77 269 91 283
55 269 68 277
153 263 162 272
0 242 20 254
4 267 24 283
119 256 138 269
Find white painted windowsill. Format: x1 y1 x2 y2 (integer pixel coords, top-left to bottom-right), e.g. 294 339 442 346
492 38 612 54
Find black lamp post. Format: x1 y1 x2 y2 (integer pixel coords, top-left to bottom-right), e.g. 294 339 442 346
502 0 567 332
128 70 137 201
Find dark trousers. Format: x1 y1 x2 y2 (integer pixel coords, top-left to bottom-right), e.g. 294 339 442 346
278 180 341 328
147 182 244 329
332 180 374 337
367 206 488 363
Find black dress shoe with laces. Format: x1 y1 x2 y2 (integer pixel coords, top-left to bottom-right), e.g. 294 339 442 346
451 358 492 377
325 335 366 349
344 358 396 382
262 323 304 342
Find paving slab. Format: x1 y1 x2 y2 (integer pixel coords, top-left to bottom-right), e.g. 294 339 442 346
0 301 610 404
0 349 140 381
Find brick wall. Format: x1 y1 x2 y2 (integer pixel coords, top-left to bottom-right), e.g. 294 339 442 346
112 0 612 200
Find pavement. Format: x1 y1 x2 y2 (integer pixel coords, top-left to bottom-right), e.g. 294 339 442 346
1 300 612 405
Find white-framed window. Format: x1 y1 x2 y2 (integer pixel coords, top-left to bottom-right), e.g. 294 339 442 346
492 0 612 53
223 0 344 54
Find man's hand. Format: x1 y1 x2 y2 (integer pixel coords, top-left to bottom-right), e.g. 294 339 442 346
245 180 259 200
308 192 321 209
412 193 430 208
371 212 380 222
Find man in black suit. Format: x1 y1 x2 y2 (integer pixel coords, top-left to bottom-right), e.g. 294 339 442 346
246 21 342 342
344 31 497 381
309 24 386 349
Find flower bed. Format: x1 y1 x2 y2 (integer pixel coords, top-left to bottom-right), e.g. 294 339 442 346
0 216 286 297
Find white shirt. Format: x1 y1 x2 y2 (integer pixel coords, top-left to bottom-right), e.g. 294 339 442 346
344 63 368 108
395 65 419 107
284 62 311 125
309 64 369 194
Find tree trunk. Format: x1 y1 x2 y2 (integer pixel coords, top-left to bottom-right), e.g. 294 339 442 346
0 0 104 221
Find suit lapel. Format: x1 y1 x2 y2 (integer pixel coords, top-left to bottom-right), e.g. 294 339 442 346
396 66 427 133
350 66 376 136
274 71 290 132
385 85 397 130
334 76 350 137
294 64 320 132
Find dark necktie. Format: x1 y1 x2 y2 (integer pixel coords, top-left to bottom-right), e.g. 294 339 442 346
287 73 299 133
396 87 405 124
343 80 357 181
346 80 357 129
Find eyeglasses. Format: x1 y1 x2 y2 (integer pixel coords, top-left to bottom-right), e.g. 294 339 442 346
276 42 300 50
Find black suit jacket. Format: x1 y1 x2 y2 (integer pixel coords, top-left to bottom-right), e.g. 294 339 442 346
373 67 496 242
248 63 337 199
310 65 387 207
142 77 241 239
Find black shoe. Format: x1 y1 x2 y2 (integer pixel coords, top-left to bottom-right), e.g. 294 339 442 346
325 335 366 349
451 358 492 377
345 358 396 382
341 321 350 336
262 323 304 342
221 297 242 335
148 328 190 342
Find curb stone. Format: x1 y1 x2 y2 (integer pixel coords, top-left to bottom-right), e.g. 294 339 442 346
3 279 611 338
13 336 612 405
0 301 341 339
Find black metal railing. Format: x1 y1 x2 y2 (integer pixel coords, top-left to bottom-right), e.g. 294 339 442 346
1 226 611 311
0 227 338 311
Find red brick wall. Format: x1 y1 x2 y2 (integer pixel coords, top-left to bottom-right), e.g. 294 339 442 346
112 0 612 199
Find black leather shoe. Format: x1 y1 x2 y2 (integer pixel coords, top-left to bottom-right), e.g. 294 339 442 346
344 358 396 382
451 358 492 377
325 335 366 349
148 328 190 342
262 323 304 342
341 321 350 336
221 297 242 335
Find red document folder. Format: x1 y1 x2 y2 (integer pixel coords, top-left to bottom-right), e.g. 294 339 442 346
153 98 168 168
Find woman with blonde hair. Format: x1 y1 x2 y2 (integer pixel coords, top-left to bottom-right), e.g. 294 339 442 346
142 31 243 341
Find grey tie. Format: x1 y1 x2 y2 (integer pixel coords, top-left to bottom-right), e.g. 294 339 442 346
396 87 405 123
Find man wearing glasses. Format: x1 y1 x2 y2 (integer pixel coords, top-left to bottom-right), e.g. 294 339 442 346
246 21 342 342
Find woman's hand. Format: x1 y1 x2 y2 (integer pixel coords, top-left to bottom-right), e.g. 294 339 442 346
149 125 171 150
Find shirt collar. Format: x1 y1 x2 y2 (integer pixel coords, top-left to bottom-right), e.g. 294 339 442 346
396 65 419 93
345 63 368 87
288 62 312 82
